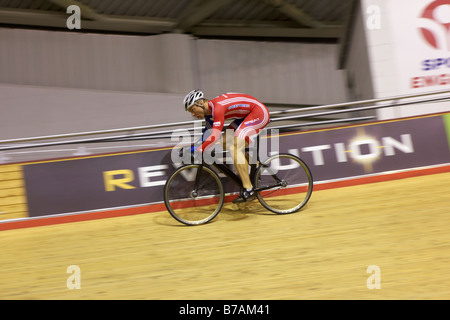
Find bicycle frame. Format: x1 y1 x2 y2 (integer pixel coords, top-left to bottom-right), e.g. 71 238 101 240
192 135 283 194
165 133 313 224
193 152 251 192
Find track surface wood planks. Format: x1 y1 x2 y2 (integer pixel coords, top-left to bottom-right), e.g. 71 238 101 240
1 172 449 299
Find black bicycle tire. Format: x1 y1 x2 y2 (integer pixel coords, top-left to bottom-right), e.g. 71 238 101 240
163 164 225 225
254 153 313 214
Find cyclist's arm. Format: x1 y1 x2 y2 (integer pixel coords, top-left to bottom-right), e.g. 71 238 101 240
190 116 213 151
197 114 224 153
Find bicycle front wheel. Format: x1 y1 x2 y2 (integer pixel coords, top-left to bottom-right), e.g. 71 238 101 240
254 153 313 214
163 164 224 225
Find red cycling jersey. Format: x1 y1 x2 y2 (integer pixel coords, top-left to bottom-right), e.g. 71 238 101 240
197 93 270 152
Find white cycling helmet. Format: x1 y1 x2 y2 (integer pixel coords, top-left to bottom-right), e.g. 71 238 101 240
183 89 204 111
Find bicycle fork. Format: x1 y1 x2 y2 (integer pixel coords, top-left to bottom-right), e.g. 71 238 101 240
191 163 204 198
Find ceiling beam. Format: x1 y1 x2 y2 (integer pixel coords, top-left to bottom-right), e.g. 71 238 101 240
48 0 105 21
266 0 323 28
0 3 343 40
175 0 235 32
191 26 343 39
0 8 175 34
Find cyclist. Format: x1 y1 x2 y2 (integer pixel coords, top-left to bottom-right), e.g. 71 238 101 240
183 89 270 203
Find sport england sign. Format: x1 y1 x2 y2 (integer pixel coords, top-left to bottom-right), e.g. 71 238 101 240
388 0 450 92
417 0 450 52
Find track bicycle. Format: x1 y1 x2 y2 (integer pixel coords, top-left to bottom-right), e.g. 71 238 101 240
163 135 313 225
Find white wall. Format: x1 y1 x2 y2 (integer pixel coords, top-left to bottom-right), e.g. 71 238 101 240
0 28 196 94
195 38 347 105
0 27 347 105
0 84 186 140
0 27 349 141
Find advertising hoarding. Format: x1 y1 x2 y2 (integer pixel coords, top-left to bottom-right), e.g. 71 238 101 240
362 0 450 118
389 0 450 92
22 114 450 218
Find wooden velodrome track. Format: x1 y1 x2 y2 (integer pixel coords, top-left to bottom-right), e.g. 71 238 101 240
1 172 449 300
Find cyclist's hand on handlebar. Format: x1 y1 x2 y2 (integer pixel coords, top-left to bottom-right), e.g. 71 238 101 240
176 144 204 164
177 146 195 165
177 143 196 157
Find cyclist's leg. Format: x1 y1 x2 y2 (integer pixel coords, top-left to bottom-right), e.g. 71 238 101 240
231 107 269 191
229 136 256 204
229 136 252 189
224 120 252 190
223 119 242 159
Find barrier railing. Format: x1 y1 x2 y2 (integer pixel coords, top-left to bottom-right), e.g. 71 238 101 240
0 89 449 162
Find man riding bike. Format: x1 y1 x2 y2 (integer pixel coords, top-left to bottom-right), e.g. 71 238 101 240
183 89 270 203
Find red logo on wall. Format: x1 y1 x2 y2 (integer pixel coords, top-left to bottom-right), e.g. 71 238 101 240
419 0 450 51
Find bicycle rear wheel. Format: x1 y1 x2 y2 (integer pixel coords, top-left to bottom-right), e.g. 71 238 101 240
254 153 313 214
163 164 224 225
